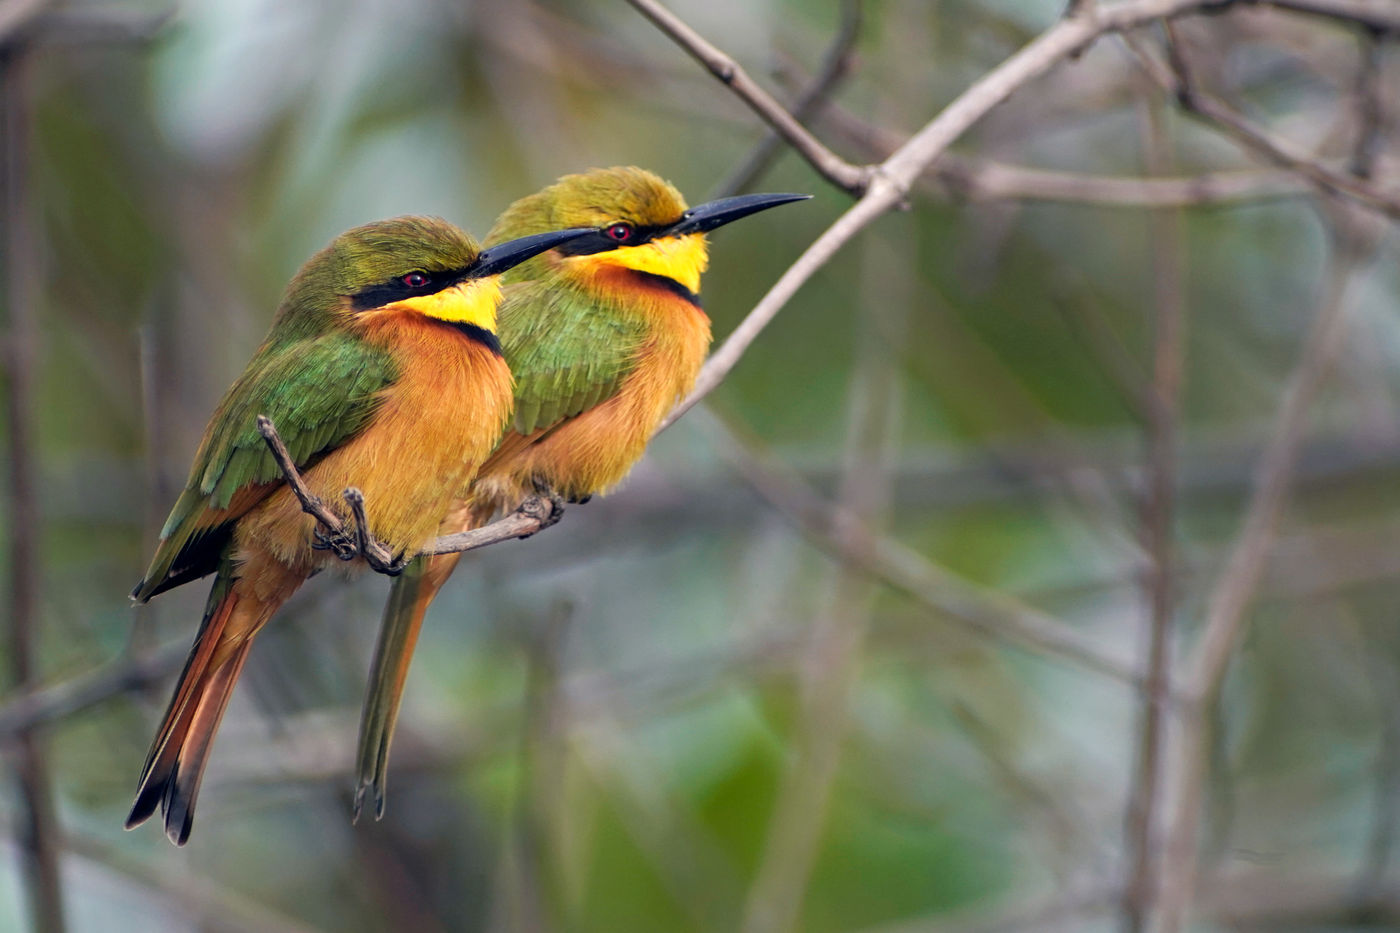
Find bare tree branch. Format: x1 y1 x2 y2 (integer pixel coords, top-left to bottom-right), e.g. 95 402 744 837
819 100 1315 207
935 158 1311 206
255 416 563 569
1133 24 1400 217
701 411 1144 685
1121 90 1187 933
658 0 1348 434
740 231 904 933
1262 0 1400 32
1349 27 1386 180
712 0 864 198
0 0 47 46
0 643 187 738
623 0 871 195
1155 213 1384 932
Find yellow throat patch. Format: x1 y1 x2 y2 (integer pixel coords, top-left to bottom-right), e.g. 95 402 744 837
389 277 503 332
586 234 709 296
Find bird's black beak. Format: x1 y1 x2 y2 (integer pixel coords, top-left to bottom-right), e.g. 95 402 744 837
663 192 811 237
470 228 596 278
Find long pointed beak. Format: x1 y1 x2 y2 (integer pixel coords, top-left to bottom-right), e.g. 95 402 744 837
663 192 811 237
470 228 596 278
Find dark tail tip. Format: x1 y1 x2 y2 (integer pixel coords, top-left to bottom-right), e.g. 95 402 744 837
126 763 198 845
125 781 163 830
161 771 198 846
350 781 386 824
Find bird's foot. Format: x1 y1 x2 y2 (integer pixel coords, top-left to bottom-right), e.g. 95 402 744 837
516 479 567 537
365 550 410 576
342 487 409 575
312 526 358 561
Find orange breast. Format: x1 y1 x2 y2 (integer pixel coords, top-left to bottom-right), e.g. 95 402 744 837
475 269 711 507
236 311 513 573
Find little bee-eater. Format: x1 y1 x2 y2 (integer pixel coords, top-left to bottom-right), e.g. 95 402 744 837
127 216 592 845
356 168 808 817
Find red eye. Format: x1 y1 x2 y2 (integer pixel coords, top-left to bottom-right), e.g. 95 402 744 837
605 223 634 243
402 271 429 288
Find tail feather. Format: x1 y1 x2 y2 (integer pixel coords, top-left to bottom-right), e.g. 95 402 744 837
354 550 462 821
126 566 266 845
158 639 253 845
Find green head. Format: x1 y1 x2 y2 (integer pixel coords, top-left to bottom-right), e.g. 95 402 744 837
487 167 809 297
275 216 592 339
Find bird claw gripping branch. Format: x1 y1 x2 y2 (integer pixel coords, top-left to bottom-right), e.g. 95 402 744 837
344 488 410 575
311 525 359 561
260 416 408 575
520 478 567 537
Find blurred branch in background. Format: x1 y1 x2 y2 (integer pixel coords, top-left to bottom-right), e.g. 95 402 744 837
1120 87 1187 933
711 0 864 199
623 0 873 196
658 0 1400 434
739 217 907 933
703 409 1142 683
2 37 66 933
1157 212 1385 931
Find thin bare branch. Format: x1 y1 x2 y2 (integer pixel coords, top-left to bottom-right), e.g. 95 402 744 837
416 496 562 556
1121 91 1187 933
659 0 1319 433
936 158 1310 206
713 0 864 198
0 643 187 738
623 0 871 195
1262 0 1400 33
1155 214 1383 932
255 416 562 567
0 0 47 46
740 230 904 933
702 411 1142 685
255 415 357 553
1350 28 1386 179
1144 25 1400 217
820 101 1314 207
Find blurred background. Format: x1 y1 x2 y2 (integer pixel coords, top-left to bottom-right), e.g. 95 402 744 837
2 0 1400 930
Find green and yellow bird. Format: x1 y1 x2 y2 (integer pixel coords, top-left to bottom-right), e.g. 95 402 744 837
355 167 808 817
126 216 592 845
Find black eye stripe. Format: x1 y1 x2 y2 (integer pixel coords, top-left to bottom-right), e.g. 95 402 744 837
554 222 670 257
349 265 473 311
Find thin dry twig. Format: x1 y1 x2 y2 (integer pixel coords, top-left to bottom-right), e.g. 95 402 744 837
739 231 904 933
702 411 1142 685
1349 28 1386 180
1263 0 1400 33
935 158 1310 206
0 0 48 46
818 99 1315 208
1155 214 1383 932
0 642 187 738
657 0 1339 434
1142 24 1400 218
712 0 864 198
1120 91 1187 933
623 0 871 195
255 416 562 568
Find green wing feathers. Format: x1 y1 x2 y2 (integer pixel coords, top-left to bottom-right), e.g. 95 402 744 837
134 334 397 601
500 281 644 436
